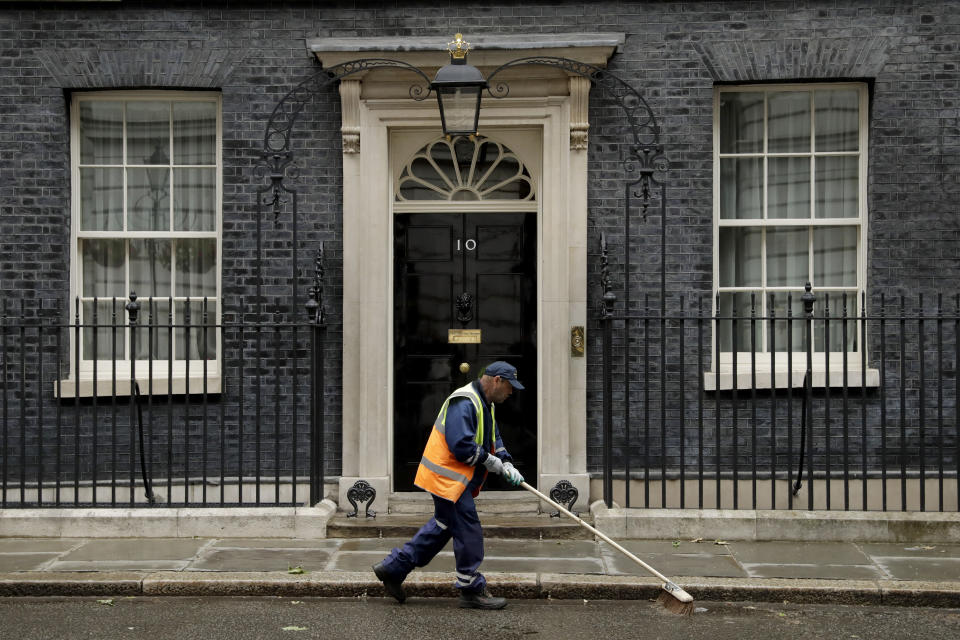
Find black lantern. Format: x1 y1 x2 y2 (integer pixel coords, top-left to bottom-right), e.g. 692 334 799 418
431 34 487 137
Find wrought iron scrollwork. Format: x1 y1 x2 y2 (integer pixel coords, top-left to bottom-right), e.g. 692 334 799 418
254 151 298 220
263 59 434 155
599 233 616 318
485 56 660 149
624 143 669 219
305 243 326 325
486 56 671 317
455 292 474 323
258 59 434 218
346 480 377 518
549 480 579 518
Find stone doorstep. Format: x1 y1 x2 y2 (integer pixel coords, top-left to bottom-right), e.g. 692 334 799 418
0 571 958 607
326 513 592 540
387 491 543 515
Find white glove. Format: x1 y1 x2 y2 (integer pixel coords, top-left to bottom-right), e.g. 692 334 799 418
482 454 505 476
503 461 524 486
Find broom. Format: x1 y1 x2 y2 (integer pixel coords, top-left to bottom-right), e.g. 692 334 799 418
520 482 695 615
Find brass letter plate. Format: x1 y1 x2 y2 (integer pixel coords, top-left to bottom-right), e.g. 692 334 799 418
448 329 482 344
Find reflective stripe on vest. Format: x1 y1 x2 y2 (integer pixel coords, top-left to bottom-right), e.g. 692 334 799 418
414 382 498 502
419 453 471 487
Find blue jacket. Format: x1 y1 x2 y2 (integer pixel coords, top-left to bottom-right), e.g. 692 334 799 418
443 380 513 491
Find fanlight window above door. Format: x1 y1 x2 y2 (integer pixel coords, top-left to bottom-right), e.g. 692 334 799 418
396 135 535 201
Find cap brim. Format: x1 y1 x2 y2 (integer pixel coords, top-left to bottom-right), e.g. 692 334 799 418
508 379 524 390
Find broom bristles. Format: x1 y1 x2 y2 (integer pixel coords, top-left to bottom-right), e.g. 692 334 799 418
655 589 695 616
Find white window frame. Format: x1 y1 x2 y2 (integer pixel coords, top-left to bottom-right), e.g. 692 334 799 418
709 82 877 390
60 91 222 397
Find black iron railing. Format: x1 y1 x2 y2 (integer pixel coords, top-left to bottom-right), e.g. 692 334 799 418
598 283 960 512
0 290 327 508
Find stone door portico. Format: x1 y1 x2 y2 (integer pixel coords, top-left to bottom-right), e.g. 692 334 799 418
306 34 623 512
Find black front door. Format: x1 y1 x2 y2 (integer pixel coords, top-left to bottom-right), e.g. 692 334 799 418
394 212 537 491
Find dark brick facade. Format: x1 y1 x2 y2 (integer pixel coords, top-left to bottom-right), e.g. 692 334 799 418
1 1 958 497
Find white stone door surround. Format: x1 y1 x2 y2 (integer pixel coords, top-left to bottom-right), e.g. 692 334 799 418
307 34 623 511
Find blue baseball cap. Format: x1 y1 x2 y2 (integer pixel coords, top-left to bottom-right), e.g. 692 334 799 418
484 361 525 390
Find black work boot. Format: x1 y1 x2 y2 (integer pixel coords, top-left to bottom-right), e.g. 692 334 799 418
458 587 507 610
372 562 406 604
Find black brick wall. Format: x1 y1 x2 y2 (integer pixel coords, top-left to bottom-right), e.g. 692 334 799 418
1 1 958 494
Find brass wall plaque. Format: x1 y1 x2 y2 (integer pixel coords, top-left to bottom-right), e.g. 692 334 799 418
448 329 482 344
571 326 585 357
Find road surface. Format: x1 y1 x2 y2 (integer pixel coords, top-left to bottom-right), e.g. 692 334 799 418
0 596 958 639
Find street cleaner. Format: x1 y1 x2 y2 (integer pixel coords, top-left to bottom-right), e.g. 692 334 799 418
373 361 526 609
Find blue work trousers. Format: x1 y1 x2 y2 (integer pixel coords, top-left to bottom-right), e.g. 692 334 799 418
380 490 486 593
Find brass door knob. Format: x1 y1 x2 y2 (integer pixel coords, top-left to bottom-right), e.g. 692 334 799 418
459 362 470 374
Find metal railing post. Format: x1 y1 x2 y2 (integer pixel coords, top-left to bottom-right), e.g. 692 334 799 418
1 299 7 509
126 292 139 506
802 283 815 508
307 246 326 507
600 233 616 509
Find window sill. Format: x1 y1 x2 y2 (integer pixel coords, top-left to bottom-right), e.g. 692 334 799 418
704 368 879 392
55 375 222 399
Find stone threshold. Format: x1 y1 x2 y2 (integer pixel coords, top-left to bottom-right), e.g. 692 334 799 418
327 513 591 539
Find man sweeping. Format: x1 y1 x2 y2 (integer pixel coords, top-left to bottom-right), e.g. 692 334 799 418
373 361 525 609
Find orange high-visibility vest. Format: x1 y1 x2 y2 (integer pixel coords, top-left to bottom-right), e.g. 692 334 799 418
414 383 498 502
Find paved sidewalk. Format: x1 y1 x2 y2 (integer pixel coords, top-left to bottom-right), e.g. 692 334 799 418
1 536 959 606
